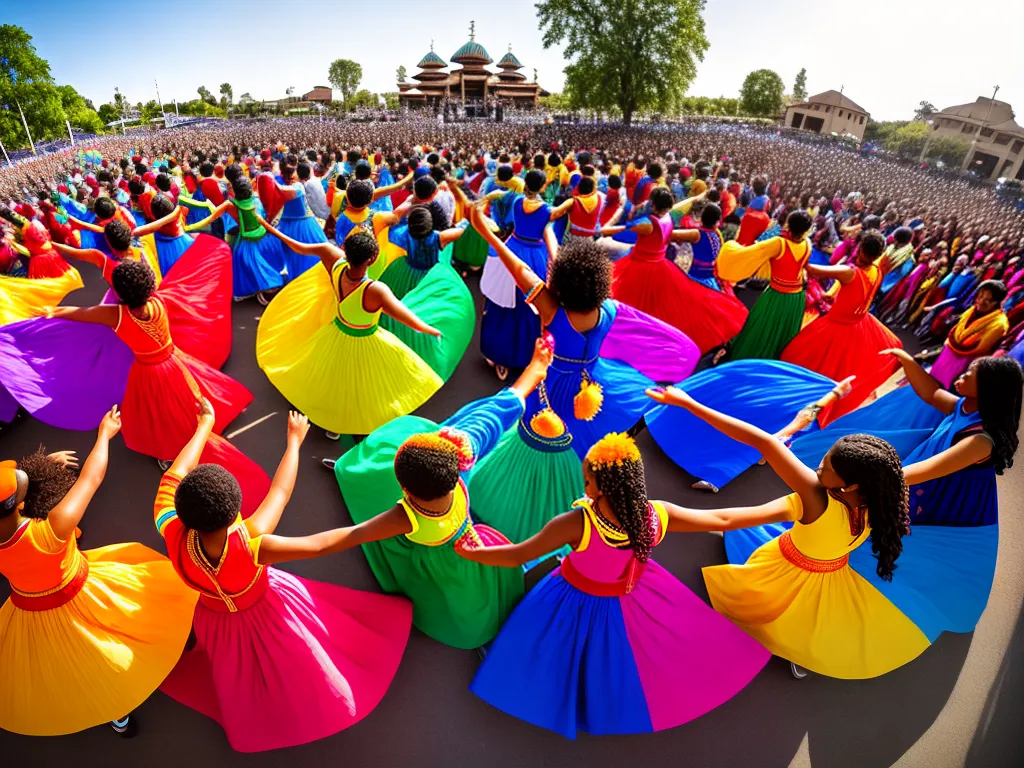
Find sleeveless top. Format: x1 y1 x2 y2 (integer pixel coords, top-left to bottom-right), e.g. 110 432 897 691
689 228 723 280
568 192 604 236
829 263 882 324
115 297 182 368
233 197 265 240
904 397 985 466
770 238 811 294
280 184 311 220
511 197 552 244
154 473 267 613
332 261 380 336
390 227 441 270
629 213 673 261
560 497 667 595
0 516 89 611
399 478 472 547
157 207 188 238
783 492 870 566
335 206 375 245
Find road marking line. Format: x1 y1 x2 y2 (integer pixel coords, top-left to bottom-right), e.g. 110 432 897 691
226 412 279 439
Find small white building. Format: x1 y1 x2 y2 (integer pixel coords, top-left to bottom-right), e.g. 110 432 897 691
783 90 870 142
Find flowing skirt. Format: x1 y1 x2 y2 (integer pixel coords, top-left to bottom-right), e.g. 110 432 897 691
160 568 412 753
0 269 84 327
27 250 73 279
153 232 194 276
277 214 326 281
232 236 285 298
0 542 197 736
471 561 770 738
728 288 806 360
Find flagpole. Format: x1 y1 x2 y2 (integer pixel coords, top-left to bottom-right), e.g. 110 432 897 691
16 99 35 154
0 138 10 165
66 119 75 146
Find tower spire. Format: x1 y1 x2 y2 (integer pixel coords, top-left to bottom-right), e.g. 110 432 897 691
470 20 475 40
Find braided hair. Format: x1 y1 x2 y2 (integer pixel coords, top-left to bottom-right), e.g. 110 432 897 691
586 434 654 563
976 356 1022 474
829 434 909 581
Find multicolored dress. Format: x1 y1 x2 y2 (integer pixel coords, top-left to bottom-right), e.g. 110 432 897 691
929 308 1009 388
470 498 769 738
276 183 326 281
0 269 84 327
468 300 699 542
230 198 286 299
378 227 474 380
0 514 197 735
781 262 902 423
480 196 552 369
154 472 411 752
256 261 443 435
719 236 811 360
706 487 996 678
333 389 527 648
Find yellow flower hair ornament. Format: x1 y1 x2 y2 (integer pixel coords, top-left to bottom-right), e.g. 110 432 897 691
586 432 641 469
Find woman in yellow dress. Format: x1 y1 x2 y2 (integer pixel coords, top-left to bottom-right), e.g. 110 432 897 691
646 385 982 680
256 229 444 439
0 406 198 737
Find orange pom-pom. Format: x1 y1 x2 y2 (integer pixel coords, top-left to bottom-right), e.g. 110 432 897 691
573 380 604 422
530 407 566 438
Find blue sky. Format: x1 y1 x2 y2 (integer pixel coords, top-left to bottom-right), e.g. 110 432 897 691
7 0 1023 121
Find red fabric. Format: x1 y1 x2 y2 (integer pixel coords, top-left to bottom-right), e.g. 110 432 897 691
199 178 226 207
720 190 737 219
390 188 411 209
255 174 284 223
600 189 622 226
736 210 770 246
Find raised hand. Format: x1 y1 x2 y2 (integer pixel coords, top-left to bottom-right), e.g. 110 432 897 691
287 410 311 445
98 405 122 439
645 385 694 408
47 450 79 469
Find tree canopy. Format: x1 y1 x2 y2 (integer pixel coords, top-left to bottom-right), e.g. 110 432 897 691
536 0 708 124
739 69 785 117
396 65 407 83
792 68 808 102
914 100 937 121
219 83 233 107
328 59 362 108
197 85 216 106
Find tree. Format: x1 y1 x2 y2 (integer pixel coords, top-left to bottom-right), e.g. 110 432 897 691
219 82 233 108
539 92 572 112
56 84 104 134
348 89 377 111
739 69 785 117
0 25 67 150
926 135 971 166
382 92 400 110
792 68 808 102
328 59 362 110
914 100 937 122
396 65 407 83
112 88 127 115
97 103 118 126
197 85 216 106
536 0 709 124
888 121 930 158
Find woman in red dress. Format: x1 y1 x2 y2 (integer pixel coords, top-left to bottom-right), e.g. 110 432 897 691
781 230 902 423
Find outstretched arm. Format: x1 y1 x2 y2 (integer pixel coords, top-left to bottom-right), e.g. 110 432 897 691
52 241 106 269
903 434 993 486
258 214 342 268
880 348 958 415
670 228 701 243
185 200 231 232
46 304 118 326
133 205 185 237
67 215 105 234
48 406 122 541
661 496 801 533
373 171 414 200
438 227 466 248
549 198 574 220
647 386 823 511
468 203 540 292
167 399 216 478
256 505 413 565
456 510 583 567
369 281 441 336
245 412 310 538
806 263 856 284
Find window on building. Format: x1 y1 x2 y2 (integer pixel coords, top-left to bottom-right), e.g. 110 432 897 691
962 123 974 134
838 109 843 117
1012 140 1023 155
825 105 832 113
860 115 865 124
813 104 819 111
994 133 1011 145
981 128 994 138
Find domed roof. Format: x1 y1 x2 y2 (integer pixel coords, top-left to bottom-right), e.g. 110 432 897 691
417 50 447 69
451 40 491 63
497 47 522 69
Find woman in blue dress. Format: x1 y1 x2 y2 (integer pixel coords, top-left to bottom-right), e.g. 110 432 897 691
465 204 699 542
478 169 572 380
274 164 328 282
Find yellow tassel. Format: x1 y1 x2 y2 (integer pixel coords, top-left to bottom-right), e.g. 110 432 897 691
530 408 566 438
574 380 604 422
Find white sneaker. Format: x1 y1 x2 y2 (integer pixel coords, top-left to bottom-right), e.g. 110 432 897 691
691 480 720 493
790 662 809 680
321 457 337 470
325 431 341 441
157 459 172 471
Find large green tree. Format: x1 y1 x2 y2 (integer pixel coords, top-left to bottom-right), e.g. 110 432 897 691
328 59 362 110
0 25 66 150
536 0 708 124
56 84 103 134
197 85 216 106
792 68 808 102
926 134 971 166
739 69 785 117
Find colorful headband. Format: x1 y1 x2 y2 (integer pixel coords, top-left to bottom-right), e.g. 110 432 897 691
586 433 641 469
398 429 475 472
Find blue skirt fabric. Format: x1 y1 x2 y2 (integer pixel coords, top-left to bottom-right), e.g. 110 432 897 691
480 296 541 370
723 519 998 644
809 246 833 266
646 360 836 489
153 232 194 276
879 258 914 296
231 236 286 298
277 215 325 281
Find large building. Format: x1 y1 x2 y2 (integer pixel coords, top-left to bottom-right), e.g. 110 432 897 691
397 23 547 111
928 97 1024 180
783 90 870 142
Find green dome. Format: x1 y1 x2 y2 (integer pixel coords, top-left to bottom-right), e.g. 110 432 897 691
417 51 447 68
497 51 522 69
451 41 492 63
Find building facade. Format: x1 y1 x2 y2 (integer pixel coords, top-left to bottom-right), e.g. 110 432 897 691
397 24 546 111
929 97 1024 181
783 90 870 142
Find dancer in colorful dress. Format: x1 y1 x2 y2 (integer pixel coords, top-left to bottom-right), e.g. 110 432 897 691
479 169 572 380
717 210 814 360
328 340 554 648
461 432 769 738
605 197 748 354
273 163 329 281
465 204 699 541
255 230 445 438
780 230 902 422
0 209 76 279
927 280 1009 388
0 408 197 737
0 254 269 509
155 403 412 753
649 385 1000 680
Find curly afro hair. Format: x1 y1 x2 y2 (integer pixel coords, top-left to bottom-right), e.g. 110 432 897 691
231 177 253 201
394 434 461 501
407 206 435 240
174 464 243 532
346 180 374 208
549 236 612 312
111 259 156 308
150 193 174 221
93 197 117 220
344 231 379 267
17 449 78 520
104 219 133 252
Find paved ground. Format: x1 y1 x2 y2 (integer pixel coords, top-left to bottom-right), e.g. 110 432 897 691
1 268 1021 768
